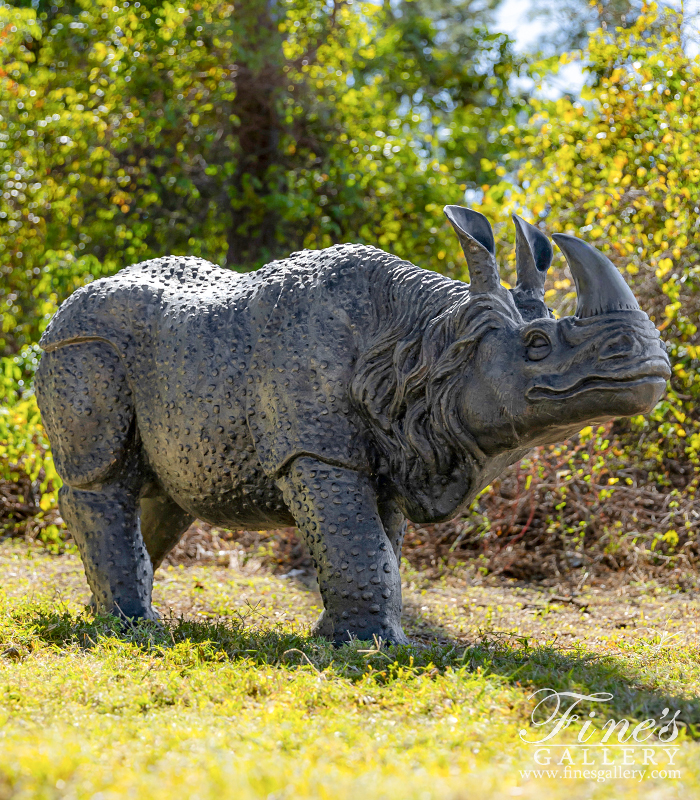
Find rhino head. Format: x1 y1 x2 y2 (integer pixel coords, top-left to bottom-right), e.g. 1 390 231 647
444 206 671 455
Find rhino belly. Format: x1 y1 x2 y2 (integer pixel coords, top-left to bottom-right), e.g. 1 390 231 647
136 385 295 528
129 320 294 529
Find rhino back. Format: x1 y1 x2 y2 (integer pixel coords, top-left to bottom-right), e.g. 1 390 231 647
39 256 279 355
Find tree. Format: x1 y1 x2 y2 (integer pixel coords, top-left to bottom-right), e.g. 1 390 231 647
480 2 700 468
0 0 521 355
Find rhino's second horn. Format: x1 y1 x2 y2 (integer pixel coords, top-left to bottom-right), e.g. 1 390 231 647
513 214 553 302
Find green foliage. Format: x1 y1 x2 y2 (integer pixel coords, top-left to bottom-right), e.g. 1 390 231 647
0 348 62 547
481 3 700 470
0 0 521 354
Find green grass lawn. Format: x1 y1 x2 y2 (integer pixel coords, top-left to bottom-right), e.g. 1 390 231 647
1 543 699 799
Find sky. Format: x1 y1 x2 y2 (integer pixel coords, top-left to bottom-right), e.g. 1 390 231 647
494 0 587 98
494 0 548 53
493 0 700 98
495 0 700 56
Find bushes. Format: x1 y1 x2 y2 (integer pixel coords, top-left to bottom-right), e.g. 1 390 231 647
0 0 520 355
480 4 700 466
0 349 63 549
404 422 700 586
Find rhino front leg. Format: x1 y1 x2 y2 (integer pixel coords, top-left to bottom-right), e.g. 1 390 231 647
276 457 408 645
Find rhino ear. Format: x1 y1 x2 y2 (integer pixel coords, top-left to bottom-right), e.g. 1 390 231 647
444 205 501 294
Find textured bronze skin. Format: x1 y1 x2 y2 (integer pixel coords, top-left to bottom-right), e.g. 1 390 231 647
34 209 671 644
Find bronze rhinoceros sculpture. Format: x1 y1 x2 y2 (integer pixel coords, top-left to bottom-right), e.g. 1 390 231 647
35 207 670 644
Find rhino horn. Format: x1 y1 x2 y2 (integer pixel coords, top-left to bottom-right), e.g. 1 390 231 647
444 205 501 294
513 214 552 300
552 233 640 318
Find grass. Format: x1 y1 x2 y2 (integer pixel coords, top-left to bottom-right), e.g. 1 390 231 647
0 543 699 799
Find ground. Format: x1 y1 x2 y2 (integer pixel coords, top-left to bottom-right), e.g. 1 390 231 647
1 542 699 799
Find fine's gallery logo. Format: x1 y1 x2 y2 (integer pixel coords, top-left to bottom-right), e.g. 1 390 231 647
518 689 682 782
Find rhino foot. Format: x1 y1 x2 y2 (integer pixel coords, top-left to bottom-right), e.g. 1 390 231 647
312 610 409 647
87 593 160 625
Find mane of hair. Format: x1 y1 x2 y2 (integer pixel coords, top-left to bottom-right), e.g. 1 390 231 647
349 261 521 500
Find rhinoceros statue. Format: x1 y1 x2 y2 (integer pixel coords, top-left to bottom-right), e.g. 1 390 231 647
35 207 670 644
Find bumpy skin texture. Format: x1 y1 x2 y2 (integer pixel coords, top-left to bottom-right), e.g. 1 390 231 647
37 341 156 619
34 240 669 644
35 248 421 640
276 458 406 644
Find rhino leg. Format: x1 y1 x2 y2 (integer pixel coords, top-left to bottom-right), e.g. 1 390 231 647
35 341 157 622
75 489 192 614
378 496 407 564
276 457 408 646
60 477 158 621
139 484 194 571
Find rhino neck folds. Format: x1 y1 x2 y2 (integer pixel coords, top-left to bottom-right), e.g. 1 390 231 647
349 269 523 522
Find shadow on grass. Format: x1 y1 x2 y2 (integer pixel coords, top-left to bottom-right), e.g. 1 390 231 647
16 600 700 735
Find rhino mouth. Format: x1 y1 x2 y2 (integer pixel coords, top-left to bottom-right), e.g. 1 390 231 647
527 361 670 401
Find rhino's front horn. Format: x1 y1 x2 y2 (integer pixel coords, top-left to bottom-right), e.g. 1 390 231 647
552 233 640 318
513 214 552 301
444 205 501 294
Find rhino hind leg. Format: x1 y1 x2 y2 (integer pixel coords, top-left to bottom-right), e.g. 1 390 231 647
35 341 157 622
139 484 194 571
378 496 407 564
276 457 408 646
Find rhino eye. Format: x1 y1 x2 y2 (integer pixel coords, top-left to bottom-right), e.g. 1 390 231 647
526 332 552 361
